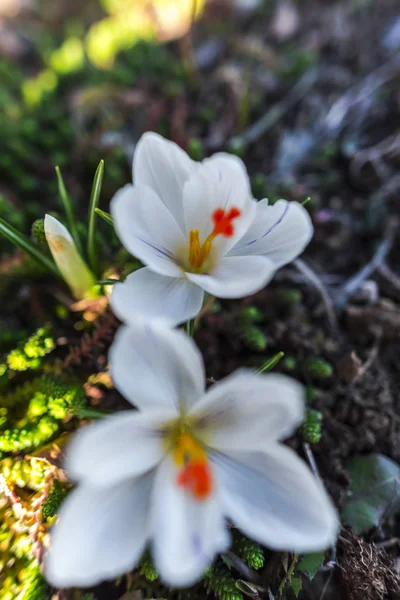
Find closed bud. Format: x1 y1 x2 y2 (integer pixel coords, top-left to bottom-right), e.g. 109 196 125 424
44 215 95 299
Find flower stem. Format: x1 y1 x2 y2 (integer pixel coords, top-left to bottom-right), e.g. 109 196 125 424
185 319 195 338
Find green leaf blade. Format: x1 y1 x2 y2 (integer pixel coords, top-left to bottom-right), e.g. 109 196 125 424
87 159 105 277
95 208 114 228
55 166 82 255
257 351 285 373
0 217 60 277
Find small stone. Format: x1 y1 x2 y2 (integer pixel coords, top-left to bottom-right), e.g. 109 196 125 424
337 351 363 383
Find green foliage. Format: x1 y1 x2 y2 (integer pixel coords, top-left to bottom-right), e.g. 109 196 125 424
285 551 325 597
0 375 85 456
251 173 266 200
0 217 59 277
297 551 325 580
342 453 400 534
282 355 297 371
306 386 320 404
42 479 69 520
0 194 25 232
276 288 303 306
302 409 323 444
0 37 185 224
31 219 47 249
257 351 285 374
0 416 59 454
238 306 267 352
0 558 49 600
17 561 49 600
6 327 55 372
289 575 302 597
232 532 264 570
278 47 318 81
139 551 159 582
87 160 105 276
204 562 243 600
1 457 47 490
304 358 333 380
187 138 204 161
0 448 55 599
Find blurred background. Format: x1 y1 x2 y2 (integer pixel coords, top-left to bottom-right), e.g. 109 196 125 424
1 0 400 236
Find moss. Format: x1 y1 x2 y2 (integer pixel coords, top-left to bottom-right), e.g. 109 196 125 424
304 358 333 380
302 409 323 444
31 219 48 250
42 479 69 520
238 306 267 352
139 551 159 582
0 375 85 456
232 532 265 570
204 562 243 600
0 416 59 454
1 456 47 491
6 328 55 373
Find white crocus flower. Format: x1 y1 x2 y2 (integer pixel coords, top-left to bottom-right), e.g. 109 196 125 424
44 215 96 299
45 322 338 589
110 133 313 326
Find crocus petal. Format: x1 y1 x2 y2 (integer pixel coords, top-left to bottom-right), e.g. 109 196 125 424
229 199 313 268
45 474 153 588
110 323 205 412
183 154 256 256
111 184 185 277
111 268 204 326
44 215 95 299
186 255 275 298
66 410 174 486
151 457 230 587
133 132 196 231
191 372 304 452
212 446 338 552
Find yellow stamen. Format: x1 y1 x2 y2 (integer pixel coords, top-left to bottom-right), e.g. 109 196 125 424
173 433 207 467
188 207 242 270
189 229 215 269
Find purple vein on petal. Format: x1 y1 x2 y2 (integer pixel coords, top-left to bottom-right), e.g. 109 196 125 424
137 237 177 261
244 202 290 246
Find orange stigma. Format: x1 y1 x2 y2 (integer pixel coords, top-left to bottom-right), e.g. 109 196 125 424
177 461 213 500
173 433 213 501
189 207 241 270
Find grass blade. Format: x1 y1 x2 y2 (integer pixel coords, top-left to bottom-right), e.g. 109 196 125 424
87 160 104 276
55 166 82 254
0 217 60 277
95 208 114 228
257 351 285 374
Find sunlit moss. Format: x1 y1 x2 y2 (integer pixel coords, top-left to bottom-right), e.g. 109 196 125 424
87 0 205 68
6 328 55 373
86 15 154 68
50 37 85 75
22 70 58 107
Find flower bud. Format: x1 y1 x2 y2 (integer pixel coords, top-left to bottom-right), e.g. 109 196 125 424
44 215 95 299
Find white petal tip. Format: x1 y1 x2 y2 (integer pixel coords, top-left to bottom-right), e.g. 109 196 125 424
44 214 73 243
